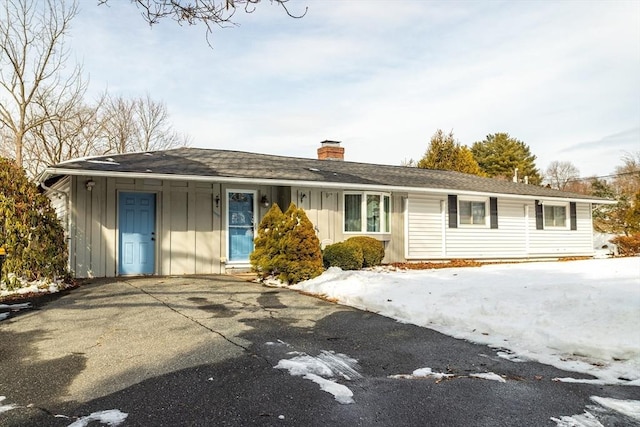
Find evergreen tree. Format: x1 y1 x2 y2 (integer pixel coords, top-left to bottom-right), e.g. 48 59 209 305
278 203 323 284
471 133 542 184
250 203 285 278
0 157 68 284
417 130 484 176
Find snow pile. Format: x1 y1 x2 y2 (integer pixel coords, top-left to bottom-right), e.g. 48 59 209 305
0 274 72 298
293 257 640 386
274 350 361 404
389 367 454 380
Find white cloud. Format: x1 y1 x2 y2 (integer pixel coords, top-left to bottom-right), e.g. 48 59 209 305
69 0 639 175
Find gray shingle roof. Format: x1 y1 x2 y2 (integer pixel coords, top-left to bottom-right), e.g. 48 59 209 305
47 147 608 201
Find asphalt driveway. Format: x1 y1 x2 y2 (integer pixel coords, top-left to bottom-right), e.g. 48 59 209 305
1 276 638 426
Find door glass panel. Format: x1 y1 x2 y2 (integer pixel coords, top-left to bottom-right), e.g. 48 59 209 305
228 192 255 261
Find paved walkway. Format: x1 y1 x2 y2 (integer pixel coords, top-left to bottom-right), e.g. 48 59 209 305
1 276 638 426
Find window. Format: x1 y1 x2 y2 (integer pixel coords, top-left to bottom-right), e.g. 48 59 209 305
459 199 487 226
344 192 391 233
535 200 575 230
544 204 567 228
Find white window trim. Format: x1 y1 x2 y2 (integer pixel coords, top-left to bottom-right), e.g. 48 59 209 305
458 196 489 228
543 201 570 230
225 189 258 265
343 191 391 234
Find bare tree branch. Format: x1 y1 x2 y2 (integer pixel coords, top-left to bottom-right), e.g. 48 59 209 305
98 0 307 45
0 0 82 169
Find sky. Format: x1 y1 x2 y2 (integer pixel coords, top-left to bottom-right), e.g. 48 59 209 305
65 0 640 179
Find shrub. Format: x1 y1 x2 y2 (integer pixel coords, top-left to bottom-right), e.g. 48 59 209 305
323 241 363 270
610 233 640 256
250 202 323 284
250 203 285 278
0 157 68 284
346 236 385 267
278 203 324 284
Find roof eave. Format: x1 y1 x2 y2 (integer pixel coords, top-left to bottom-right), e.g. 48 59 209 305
41 167 615 205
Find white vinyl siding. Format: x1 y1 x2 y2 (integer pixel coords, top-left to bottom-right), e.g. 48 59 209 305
529 202 593 256
406 195 594 260
445 198 527 259
405 195 444 258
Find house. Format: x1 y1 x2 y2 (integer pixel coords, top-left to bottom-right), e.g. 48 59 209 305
39 141 611 278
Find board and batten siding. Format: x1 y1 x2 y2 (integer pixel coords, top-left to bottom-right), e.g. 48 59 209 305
406 194 594 260
67 176 226 278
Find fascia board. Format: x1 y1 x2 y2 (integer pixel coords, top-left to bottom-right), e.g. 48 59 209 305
42 167 616 205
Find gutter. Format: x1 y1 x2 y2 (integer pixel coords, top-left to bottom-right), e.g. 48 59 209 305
41 167 617 205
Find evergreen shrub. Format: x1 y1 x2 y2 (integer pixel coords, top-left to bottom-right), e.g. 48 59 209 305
250 202 323 284
323 241 363 270
250 203 285 278
0 157 68 286
346 236 385 267
278 203 324 284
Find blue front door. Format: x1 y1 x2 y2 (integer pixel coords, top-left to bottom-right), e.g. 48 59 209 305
119 192 156 275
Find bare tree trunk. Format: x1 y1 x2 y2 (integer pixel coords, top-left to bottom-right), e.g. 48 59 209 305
0 0 82 172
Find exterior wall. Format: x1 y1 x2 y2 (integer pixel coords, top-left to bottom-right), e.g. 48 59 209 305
406 194 595 260
65 175 282 278
290 187 406 263
529 202 594 256
60 175 596 278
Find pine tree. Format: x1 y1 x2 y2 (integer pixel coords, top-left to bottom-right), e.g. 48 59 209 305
250 203 285 278
471 133 542 184
278 203 323 284
0 157 68 284
417 129 484 176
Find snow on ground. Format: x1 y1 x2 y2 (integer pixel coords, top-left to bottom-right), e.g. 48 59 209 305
274 348 362 404
66 410 128 427
292 257 640 386
552 396 640 427
0 274 72 298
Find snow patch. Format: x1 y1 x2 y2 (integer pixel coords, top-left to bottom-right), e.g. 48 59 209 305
275 350 361 404
470 372 506 383
389 367 453 380
551 396 640 426
67 409 128 427
0 396 18 414
293 257 640 385
302 373 354 405
590 396 640 420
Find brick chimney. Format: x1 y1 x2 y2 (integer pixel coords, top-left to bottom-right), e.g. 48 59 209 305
317 140 344 161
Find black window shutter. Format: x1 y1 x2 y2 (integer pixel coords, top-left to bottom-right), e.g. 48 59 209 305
490 197 498 229
535 200 544 230
448 195 457 228
570 202 577 230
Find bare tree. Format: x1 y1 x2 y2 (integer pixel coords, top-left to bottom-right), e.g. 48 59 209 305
99 0 307 43
22 94 105 177
544 160 580 191
100 93 189 154
0 0 84 169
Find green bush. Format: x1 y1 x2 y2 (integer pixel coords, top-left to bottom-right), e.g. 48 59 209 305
346 236 385 267
278 203 324 284
250 202 323 284
323 241 364 270
0 157 68 284
610 233 640 256
250 203 285 278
